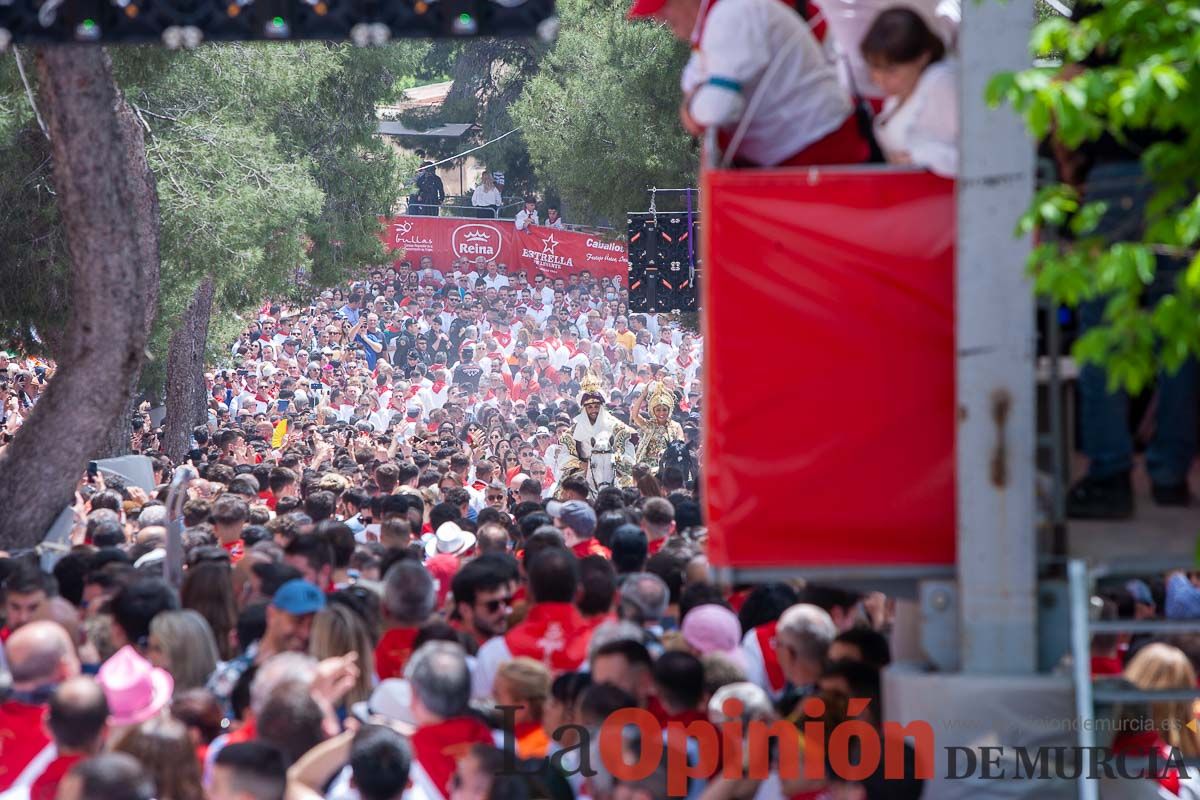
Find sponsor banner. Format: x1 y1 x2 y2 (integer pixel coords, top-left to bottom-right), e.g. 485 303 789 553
382 216 627 284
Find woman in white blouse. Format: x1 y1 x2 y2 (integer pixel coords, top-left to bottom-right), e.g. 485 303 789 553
470 171 503 217
860 7 958 178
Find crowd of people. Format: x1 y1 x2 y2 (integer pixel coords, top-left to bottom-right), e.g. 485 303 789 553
0 246 910 799
2 256 899 800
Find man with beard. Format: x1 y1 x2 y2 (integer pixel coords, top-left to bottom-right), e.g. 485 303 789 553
556 374 635 493
450 554 518 647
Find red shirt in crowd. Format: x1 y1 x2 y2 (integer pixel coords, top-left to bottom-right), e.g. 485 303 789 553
375 626 420 681
221 539 245 565
29 753 85 800
504 602 591 673
410 716 495 798
571 539 611 560
0 701 50 792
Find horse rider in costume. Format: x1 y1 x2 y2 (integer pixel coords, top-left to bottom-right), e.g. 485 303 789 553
629 380 686 467
557 374 636 492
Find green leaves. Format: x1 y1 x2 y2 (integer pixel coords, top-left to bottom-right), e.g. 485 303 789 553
511 1 697 224
993 0 1200 393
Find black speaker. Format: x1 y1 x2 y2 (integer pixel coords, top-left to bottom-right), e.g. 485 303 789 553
627 211 699 313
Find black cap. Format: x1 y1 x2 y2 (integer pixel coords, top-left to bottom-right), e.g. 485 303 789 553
407 351 419 360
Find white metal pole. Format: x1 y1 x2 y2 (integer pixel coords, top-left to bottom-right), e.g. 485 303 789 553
955 0 1038 673
1067 559 1099 800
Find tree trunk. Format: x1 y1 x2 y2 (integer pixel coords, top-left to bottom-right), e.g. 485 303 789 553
162 275 214 464
0 47 157 549
95 107 162 460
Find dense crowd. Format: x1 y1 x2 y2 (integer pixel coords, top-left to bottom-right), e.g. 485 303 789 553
0 250 912 800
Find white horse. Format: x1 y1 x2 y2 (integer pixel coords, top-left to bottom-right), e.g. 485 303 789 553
586 430 616 495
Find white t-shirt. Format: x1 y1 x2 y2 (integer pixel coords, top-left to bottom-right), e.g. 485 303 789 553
515 209 539 231
472 184 502 207
874 59 959 178
684 0 852 166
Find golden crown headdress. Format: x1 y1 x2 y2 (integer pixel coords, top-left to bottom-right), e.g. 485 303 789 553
648 382 675 411
579 373 606 405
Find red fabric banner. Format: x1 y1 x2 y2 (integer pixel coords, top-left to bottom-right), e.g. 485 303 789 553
382 216 628 284
701 168 956 569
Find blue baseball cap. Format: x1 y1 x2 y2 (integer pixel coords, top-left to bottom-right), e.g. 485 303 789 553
272 579 326 615
547 499 597 537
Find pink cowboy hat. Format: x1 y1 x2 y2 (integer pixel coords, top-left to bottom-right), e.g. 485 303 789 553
97 645 174 728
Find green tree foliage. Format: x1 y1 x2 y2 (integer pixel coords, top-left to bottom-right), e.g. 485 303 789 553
512 0 698 225
988 0 1200 394
0 43 424 382
391 39 543 206
0 55 69 352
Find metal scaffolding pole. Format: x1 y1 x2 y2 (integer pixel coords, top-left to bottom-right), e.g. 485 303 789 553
955 0 1038 673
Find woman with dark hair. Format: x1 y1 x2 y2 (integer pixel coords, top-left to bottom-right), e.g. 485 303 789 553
860 6 958 177
180 562 238 660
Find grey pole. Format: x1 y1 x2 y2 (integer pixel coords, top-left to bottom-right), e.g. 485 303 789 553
955 0 1038 673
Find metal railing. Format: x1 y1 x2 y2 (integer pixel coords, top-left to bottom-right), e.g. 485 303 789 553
400 200 502 218
1068 558 1200 800
395 200 617 235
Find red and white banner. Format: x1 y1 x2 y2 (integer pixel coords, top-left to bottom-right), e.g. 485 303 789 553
382 216 628 284
701 167 956 570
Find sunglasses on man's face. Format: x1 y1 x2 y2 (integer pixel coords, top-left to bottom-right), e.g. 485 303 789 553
480 596 514 613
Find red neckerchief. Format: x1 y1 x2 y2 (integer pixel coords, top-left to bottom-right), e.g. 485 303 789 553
647 536 668 556
1090 654 1124 676
677 354 693 368
1113 731 1181 795
375 626 420 681
728 587 753 613
430 380 446 394
494 332 512 347
0 702 50 792
572 538 611 561
258 490 278 511
412 717 494 799
504 602 592 673
30 753 86 800
221 539 245 565
513 721 552 759
756 621 787 693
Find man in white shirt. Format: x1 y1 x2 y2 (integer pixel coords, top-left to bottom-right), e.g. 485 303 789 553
546 206 565 229
481 263 510 290
628 0 868 168
514 196 539 232
652 327 677 365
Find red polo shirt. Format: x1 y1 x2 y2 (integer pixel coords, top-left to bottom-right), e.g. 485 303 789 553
0 701 50 792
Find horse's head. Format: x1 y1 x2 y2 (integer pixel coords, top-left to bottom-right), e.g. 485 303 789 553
589 430 614 455
586 431 616 492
